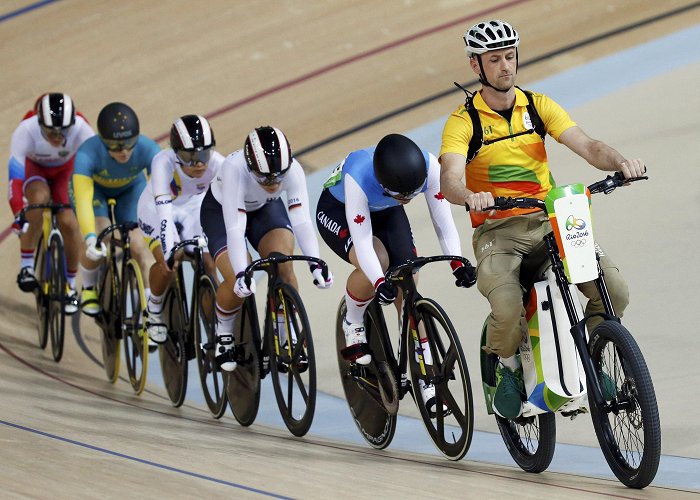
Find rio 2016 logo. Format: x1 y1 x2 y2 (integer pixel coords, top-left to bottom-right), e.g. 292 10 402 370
565 214 586 231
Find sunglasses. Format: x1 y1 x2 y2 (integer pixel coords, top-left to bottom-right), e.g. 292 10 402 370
382 185 422 201
175 148 212 166
252 170 285 186
103 137 138 152
40 125 69 140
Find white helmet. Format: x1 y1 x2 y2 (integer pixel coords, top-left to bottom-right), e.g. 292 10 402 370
463 20 520 57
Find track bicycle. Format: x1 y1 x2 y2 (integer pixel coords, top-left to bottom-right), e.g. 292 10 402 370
225 252 329 437
157 236 221 411
477 172 660 488
19 202 74 362
335 255 475 460
94 199 149 394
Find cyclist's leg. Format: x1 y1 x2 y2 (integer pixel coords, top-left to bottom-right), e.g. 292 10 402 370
77 181 110 314
50 161 80 292
17 175 50 290
115 180 153 290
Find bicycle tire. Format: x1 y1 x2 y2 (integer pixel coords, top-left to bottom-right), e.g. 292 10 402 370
159 284 188 407
408 298 474 460
486 352 557 472
268 283 316 437
194 274 228 418
98 257 121 383
588 320 661 488
33 234 49 350
122 259 148 395
48 233 66 362
335 299 397 450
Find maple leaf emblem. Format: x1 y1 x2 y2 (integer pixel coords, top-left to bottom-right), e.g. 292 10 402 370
339 228 348 238
434 192 445 200
353 214 366 225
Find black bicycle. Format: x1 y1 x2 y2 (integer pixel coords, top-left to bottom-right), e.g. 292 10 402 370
335 255 475 460
158 236 221 411
95 199 148 394
19 202 73 362
225 253 328 437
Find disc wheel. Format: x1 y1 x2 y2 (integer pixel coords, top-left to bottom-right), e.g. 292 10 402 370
408 298 474 460
588 320 661 489
98 262 121 383
194 274 228 418
159 284 188 407
268 284 316 437
48 234 66 362
122 259 148 395
225 295 261 427
335 299 397 450
33 235 49 349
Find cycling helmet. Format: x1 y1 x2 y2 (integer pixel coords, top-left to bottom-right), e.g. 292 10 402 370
37 93 75 129
170 115 216 165
373 134 426 198
98 102 140 141
244 126 292 184
463 19 519 57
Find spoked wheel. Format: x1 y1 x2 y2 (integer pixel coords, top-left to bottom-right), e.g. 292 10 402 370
194 274 228 418
588 320 660 489
121 259 148 395
486 353 557 472
98 262 121 383
33 235 49 349
48 234 66 362
335 299 397 450
268 284 316 437
225 296 261 427
408 298 474 460
159 285 188 407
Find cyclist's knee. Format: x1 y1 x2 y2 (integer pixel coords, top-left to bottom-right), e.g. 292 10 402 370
372 237 390 270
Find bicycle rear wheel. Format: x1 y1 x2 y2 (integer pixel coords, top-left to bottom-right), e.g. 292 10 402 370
268 283 316 437
159 284 188 407
485 352 557 472
122 259 148 395
98 262 121 383
194 274 228 418
408 298 474 460
33 235 49 349
335 299 397 450
225 296 261 427
588 320 660 489
48 233 66 362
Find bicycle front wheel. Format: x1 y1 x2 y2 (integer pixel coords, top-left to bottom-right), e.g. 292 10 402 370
409 298 474 460
122 259 148 395
225 295 261 427
159 284 188 407
33 235 49 349
48 233 66 362
589 320 661 489
268 283 316 437
98 262 121 383
194 274 228 418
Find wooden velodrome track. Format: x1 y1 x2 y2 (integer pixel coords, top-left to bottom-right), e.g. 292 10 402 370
1 0 700 498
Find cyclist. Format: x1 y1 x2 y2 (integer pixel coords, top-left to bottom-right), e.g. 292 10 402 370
9 92 94 313
439 19 646 418
137 115 223 343
200 126 333 371
71 102 159 315
315 133 475 410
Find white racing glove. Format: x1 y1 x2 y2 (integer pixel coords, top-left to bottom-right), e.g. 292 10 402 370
234 272 256 298
85 235 106 262
310 264 333 289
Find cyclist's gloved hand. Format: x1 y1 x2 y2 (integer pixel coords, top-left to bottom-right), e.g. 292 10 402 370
234 272 256 298
163 246 176 270
310 263 333 289
85 235 106 262
452 262 477 288
374 278 396 306
11 214 26 236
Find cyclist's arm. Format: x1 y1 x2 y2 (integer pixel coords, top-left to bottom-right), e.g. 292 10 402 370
7 157 25 215
221 160 249 275
439 152 471 205
285 163 321 259
344 175 384 288
424 154 462 256
151 152 176 256
72 174 96 238
559 126 628 172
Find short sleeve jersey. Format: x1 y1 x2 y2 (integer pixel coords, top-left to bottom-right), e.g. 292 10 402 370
439 88 576 227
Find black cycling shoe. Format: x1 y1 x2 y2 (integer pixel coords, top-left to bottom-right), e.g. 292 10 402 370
17 266 38 292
